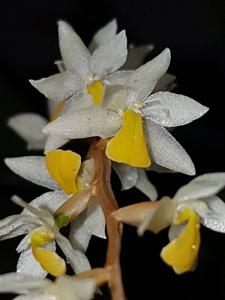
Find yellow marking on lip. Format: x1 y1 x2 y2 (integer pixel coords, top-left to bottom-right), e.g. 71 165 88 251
161 208 200 274
86 80 105 105
106 108 151 168
45 150 81 194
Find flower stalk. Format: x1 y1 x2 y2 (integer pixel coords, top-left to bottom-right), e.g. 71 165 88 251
89 139 126 300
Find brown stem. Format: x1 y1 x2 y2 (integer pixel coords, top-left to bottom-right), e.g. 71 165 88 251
89 139 126 300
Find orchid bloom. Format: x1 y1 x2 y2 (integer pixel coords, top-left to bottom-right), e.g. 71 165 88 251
7 21 175 154
4 151 106 276
43 48 208 175
0 195 90 278
30 21 127 111
0 273 96 300
138 173 225 274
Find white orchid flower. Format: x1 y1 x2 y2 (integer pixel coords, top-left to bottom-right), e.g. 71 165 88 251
4 151 106 274
0 273 96 300
0 194 91 278
138 173 225 274
43 48 208 175
30 20 127 111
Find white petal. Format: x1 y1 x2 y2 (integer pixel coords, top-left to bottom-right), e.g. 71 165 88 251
0 215 38 239
30 71 82 102
91 30 127 78
43 107 122 139
84 202 106 239
16 236 30 253
113 163 138 190
70 202 106 252
69 213 92 252
0 224 37 241
135 169 158 200
8 113 47 150
44 135 69 154
89 19 118 53
199 196 225 233
148 163 175 173
17 242 56 278
56 276 96 300
145 120 195 175
0 214 21 229
56 233 91 273
61 93 93 114
143 92 209 127
58 21 91 79
123 44 154 70
103 86 127 111
126 48 171 104
5 156 59 190
174 173 225 202
153 73 176 92
105 70 133 86
28 190 70 214
0 272 49 294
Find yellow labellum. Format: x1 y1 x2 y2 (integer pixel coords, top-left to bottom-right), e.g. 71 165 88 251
32 246 66 277
45 150 81 194
31 230 54 247
160 208 200 274
106 109 151 168
86 80 105 105
50 99 66 121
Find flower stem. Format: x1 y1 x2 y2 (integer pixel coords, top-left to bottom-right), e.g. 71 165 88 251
89 139 126 300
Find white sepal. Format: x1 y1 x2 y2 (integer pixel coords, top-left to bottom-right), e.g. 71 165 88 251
89 19 118 53
58 21 91 79
7 113 47 150
126 48 171 104
91 30 127 79
56 233 91 274
174 173 225 202
42 107 122 139
5 156 59 190
143 92 209 127
145 120 195 175
135 169 158 200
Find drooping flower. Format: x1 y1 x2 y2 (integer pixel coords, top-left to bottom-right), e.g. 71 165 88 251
0 195 90 278
138 173 225 274
43 48 208 175
4 152 106 276
0 272 96 300
30 21 127 108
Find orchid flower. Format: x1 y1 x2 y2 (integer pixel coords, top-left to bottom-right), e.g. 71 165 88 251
0 272 96 300
30 21 127 111
43 48 208 175
4 151 106 274
138 173 225 274
0 195 91 278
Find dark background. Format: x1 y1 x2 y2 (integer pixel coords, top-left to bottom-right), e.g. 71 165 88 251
0 0 225 299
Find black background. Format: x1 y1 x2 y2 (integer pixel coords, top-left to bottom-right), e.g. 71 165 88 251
0 0 225 299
